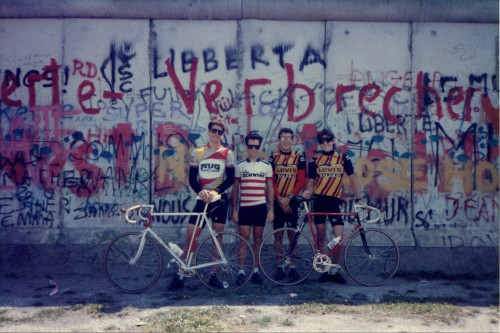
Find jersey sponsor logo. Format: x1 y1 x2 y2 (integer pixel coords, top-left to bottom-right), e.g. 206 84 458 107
276 165 297 173
199 159 225 177
201 163 221 172
318 165 343 175
242 171 266 178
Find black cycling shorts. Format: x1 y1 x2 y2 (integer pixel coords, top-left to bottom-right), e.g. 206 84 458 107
311 195 343 226
238 203 267 227
189 193 229 226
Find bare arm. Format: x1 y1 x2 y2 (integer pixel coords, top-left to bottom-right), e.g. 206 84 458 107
302 178 315 199
266 178 274 223
231 179 240 222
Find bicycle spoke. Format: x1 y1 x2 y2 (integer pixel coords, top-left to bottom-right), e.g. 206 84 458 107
195 232 255 291
344 229 399 286
259 227 315 285
103 232 163 293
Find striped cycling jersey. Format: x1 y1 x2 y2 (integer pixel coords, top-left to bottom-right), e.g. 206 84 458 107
190 144 235 191
235 158 273 207
307 150 354 198
268 150 306 197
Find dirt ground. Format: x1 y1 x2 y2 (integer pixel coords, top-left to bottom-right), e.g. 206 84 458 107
1 268 499 332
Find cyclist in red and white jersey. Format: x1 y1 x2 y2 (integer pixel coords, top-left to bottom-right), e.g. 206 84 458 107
232 131 274 285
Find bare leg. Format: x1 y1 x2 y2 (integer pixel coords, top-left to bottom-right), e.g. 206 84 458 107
238 225 251 269
332 224 344 265
315 223 327 255
253 226 264 269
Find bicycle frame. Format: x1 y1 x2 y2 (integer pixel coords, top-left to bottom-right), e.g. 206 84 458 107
289 198 381 269
122 195 228 273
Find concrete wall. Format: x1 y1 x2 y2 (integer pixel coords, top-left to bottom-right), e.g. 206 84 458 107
0 18 498 275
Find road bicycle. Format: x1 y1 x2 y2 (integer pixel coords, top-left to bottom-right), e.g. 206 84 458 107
259 196 399 286
103 195 255 293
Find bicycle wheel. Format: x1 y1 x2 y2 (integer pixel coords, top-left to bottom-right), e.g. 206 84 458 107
343 228 399 286
195 232 254 291
103 232 163 293
259 227 315 285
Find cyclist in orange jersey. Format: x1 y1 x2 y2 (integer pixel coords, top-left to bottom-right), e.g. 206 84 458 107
302 129 363 284
268 128 306 283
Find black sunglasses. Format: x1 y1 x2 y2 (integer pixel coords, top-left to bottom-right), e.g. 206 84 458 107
209 127 224 135
247 144 261 150
318 137 333 144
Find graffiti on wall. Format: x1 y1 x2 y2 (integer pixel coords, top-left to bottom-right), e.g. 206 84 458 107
0 30 498 243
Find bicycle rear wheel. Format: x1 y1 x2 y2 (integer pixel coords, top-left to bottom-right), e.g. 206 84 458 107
259 228 315 285
103 232 163 293
344 228 399 286
195 232 254 291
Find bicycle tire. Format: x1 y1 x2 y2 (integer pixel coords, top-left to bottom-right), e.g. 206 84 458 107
343 228 399 286
195 232 255 291
103 232 163 293
259 227 315 285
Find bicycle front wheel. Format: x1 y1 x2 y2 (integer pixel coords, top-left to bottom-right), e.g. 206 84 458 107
103 232 163 293
344 228 399 286
259 228 315 285
195 232 255 291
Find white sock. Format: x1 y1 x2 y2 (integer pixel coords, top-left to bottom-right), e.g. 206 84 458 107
253 268 259 273
238 269 245 275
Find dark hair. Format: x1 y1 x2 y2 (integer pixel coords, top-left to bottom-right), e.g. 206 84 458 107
278 127 294 138
317 129 335 141
208 116 227 132
245 131 263 145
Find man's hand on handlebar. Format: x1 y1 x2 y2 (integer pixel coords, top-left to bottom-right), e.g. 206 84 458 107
198 189 219 203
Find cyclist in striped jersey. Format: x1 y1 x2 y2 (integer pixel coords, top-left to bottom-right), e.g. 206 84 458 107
302 129 363 284
268 128 306 282
232 131 274 285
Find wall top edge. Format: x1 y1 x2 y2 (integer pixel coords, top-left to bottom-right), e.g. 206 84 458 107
0 0 498 23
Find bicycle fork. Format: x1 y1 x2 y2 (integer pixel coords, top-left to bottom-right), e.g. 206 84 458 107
129 231 148 265
359 228 374 258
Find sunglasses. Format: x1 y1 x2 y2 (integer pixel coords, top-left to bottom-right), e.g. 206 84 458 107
209 128 224 135
280 136 293 141
247 144 261 150
318 137 334 144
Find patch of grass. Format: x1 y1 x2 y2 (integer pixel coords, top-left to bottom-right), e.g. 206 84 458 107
290 302 340 315
104 325 119 331
251 315 272 327
86 303 109 318
116 306 134 318
144 305 231 333
359 302 463 325
282 318 294 326
0 309 14 323
17 308 65 323
69 304 85 311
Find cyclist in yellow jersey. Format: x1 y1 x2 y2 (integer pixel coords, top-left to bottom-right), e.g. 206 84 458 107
302 129 363 284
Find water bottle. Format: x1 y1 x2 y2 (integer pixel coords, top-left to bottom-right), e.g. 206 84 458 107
168 242 184 257
327 236 341 250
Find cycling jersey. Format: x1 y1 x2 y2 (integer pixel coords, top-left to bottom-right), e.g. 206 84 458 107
189 144 235 193
268 150 306 197
235 158 273 207
307 150 354 198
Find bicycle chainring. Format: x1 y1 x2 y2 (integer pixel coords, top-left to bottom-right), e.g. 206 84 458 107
178 268 196 278
312 253 331 273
